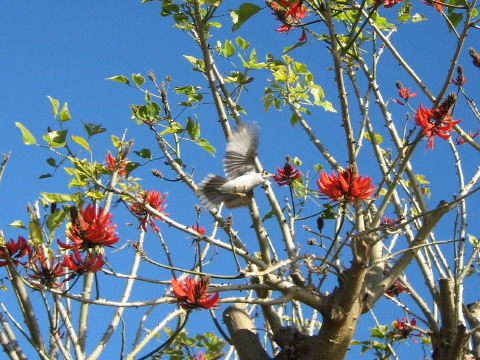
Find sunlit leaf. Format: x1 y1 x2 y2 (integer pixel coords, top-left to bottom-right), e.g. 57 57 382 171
47 96 59 118
59 102 71 122
15 122 36 145
43 130 67 147
9 220 26 229
231 3 261 32
132 73 145 87
196 138 215 156
41 192 73 203
134 148 152 160
106 75 129 84
71 135 90 151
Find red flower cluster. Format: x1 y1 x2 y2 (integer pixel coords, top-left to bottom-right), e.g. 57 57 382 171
392 317 422 341
106 152 127 177
129 190 167 232
422 0 442 12
451 66 467 86
0 236 31 267
376 0 403 9
394 82 417 105
415 94 460 149
317 165 375 203
171 277 219 310
190 225 206 235
273 162 302 187
193 353 205 360
62 247 105 275
266 0 307 41
62 205 119 250
27 247 66 288
385 280 406 297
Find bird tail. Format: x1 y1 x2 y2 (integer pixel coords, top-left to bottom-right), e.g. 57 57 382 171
197 174 228 210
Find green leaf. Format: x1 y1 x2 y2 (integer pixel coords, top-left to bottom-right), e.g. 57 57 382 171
224 40 235 57
283 41 307 54
134 148 152 160
186 117 200 140
468 234 478 246
397 1 412 22
47 96 60 118
39 174 53 179
41 192 73 203
314 164 323 172
43 130 67 147
159 122 183 136
235 36 250 50
71 135 90 151
290 112 300 126
106 75 129 84
15 122 36 145
46 209 67 234
85 191 105 200
29 221 43 246
231 3 261 32
83 121 106 137
46 157 56 167
59 102 71 122
132 73 145 87
447 12 463 29
363 132 383 144
9 220 26 229
196 138 216 156
125 162 140 175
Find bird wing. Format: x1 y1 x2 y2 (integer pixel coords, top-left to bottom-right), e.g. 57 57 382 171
223 123 258 179
197 174 250 210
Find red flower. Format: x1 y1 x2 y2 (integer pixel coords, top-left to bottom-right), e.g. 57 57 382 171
273 162 302 186
317 165 375 203
415 100 461 149
455 130 480 145
62 247 105 275
62 205 119 250
171 276 219 310
129 190 167 232
267 0 307 41
0 236 31 267
394 82 417 105
385 280 406 297
193 353 205 360
422 0 442 12
106 152 127 177
27 247 66 288
190 225 206 235
392 317 422 341
377 0 404 8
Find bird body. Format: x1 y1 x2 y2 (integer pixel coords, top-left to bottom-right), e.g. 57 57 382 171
197 123 270 210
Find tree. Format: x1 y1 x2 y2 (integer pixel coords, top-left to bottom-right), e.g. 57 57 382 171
3 0 480 359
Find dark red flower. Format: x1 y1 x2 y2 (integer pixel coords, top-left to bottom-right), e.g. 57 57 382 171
171 276 219 310
0 236 31 267
451 65 467 86
385 280 406 297
395 82 417 105
317 165 375 203
455 130 480 145
392 317 422 341
377 0 403 8
129 190 167 232
422 0 442 12
190 225 206 235
63 205 119 250
27 247 65 288
415 99 461 149
62 247 105 275
106 151 127 177
470 48 480 69
273 162 302 187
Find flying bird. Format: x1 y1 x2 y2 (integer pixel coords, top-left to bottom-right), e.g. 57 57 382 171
197 123 271 210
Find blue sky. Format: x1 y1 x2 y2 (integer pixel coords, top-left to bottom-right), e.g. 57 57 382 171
1 1 480 359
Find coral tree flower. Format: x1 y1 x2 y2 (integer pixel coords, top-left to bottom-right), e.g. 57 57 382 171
0 236 31 267
190 225 206 235
455 130 480 145
62 247 105 275
106 151 127 177
317 165 375 203
376 0 404 9
27 247 65 288
422 0 442 12
171 276 219 310
451 66 467 86
62 205 119 250
193 353 205 360
415 94 461 149
273 162 302 187
129 190 167 232
385 280 406 297
267 0 307 41
392 317 422 341
469 47 480 69
394 81 417 105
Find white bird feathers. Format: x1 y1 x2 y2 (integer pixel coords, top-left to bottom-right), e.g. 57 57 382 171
197 123 269 210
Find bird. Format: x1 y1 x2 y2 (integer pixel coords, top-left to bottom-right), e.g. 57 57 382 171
197 123 272 210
